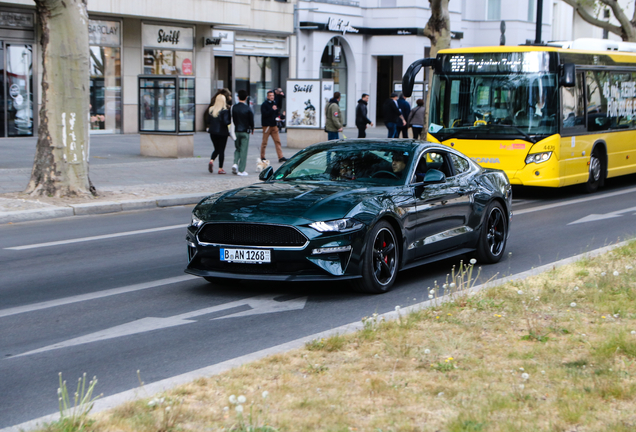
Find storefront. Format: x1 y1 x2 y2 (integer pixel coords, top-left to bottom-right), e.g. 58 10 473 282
0 9 35 137
88 18 122 134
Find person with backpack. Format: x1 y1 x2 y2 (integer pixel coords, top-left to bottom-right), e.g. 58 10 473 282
325 92 343 141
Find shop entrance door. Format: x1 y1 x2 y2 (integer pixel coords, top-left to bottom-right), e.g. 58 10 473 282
0 43 33 137
376 56 397 126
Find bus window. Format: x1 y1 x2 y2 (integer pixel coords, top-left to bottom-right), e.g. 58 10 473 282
561 72 586 135
611 72 635 129
586 71 610 132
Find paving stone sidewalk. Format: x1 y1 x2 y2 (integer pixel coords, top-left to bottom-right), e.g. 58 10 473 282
0 126 391 223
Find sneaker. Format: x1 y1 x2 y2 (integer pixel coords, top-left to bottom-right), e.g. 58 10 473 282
231 164 238 175
279 157 288 163
208 160 214 173
237 171 248 176
218 168 226 174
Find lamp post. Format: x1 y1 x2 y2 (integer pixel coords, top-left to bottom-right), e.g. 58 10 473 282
534 0 544 44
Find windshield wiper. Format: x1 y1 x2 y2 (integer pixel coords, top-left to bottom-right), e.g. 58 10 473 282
484 124 537 144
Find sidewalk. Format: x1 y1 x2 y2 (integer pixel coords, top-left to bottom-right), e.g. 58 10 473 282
0 126 392 224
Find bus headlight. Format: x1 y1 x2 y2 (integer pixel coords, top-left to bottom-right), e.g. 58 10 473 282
525 152 552 164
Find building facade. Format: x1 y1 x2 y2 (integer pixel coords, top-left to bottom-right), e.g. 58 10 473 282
0 0 294 137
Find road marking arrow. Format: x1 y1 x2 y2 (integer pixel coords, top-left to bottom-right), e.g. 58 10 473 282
568 206 636 225
14 294 307 358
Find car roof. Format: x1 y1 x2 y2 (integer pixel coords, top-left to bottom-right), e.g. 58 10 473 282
310 139 443 152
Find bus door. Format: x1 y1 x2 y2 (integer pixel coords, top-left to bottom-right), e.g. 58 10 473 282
560 71 588 184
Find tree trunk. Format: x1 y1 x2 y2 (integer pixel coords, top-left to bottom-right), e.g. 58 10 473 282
26 0 94 197
561 0 636 42
423 0 451 129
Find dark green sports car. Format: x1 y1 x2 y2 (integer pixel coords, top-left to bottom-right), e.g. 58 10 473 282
185 140 512 293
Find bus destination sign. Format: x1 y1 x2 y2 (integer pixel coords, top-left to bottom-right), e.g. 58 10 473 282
444 52 551 74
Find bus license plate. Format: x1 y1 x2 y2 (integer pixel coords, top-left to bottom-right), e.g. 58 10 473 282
220 248 271 264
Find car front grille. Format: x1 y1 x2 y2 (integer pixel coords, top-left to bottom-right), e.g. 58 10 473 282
197 223 307 247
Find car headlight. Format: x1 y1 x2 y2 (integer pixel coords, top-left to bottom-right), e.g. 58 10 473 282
191 214 204 228
525 152 552 164
309 218 363 233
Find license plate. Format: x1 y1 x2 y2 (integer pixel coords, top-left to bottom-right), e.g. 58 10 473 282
220 248 271 264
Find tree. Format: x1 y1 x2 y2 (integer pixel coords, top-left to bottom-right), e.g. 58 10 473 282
422 0 451 125
26 0 94 198
561 0 636 42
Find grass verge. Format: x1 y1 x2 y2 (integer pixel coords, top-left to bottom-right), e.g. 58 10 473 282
41 243 636 431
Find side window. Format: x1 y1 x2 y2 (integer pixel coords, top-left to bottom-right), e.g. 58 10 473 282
561 72 586 134
449 153 470 175
586 70 610 132
412 151 453 183
609 72 635 130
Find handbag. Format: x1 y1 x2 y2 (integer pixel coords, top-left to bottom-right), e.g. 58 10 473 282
228 105 237 140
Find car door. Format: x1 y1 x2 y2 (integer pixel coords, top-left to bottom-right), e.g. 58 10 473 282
412 150 473 258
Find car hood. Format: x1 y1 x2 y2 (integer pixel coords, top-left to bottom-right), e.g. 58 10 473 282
196 181 380 222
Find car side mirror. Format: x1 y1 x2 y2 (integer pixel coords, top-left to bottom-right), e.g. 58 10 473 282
423 169 446 184
559 63 575 87
259 166 274 181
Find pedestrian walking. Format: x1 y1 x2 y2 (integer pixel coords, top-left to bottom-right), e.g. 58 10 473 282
407 98 426 140
355 93 373 138
325 91 343 141
205 88 232 131
207 94 231 174
231 89 254 176
397 94 411 138
382 92 406 138
261 90 287 163
274 87 286 132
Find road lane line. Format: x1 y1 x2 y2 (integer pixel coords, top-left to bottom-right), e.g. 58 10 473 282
4 224 187 250
0 275 198 318
513 186 636 215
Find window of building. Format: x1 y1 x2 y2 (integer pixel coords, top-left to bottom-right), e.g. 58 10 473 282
320 38 348 125
527 0 535 22
487 0 501 20
235 55 284 126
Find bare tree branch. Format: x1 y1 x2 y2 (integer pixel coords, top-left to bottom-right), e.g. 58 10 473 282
561 0 625 39
596 0 635 40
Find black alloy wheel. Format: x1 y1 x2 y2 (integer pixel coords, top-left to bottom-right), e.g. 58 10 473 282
584 148 604 193
353 220 399 293
476 201 507 264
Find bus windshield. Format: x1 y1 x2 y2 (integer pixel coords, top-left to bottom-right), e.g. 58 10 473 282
429 72 558 142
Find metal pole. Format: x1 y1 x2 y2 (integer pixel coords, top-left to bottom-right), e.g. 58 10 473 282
535 0 544 44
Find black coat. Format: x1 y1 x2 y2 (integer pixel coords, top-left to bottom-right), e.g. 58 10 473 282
383 99 402 124
208 108 231 136
232 102 255 133
261 100 279 127
355 100 372 128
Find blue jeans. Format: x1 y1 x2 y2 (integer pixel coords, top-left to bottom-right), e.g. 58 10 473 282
386 122 398 138
327 131 340 141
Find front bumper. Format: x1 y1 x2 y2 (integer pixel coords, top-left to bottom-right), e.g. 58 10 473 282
185 222 367 281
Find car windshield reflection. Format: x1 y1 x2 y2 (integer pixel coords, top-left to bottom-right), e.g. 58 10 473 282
274 143 414 185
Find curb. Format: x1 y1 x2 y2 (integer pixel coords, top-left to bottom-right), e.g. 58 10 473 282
2 239 630 432
0 193 209 224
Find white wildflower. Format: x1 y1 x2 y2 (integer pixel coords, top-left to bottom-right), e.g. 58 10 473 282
428 295 434 299
626 265 633 270
262 391 269 399
570 302 577 308
614 314 620 318
229 395 237 405
424 349 431 354
541 370 545 374
519 367 524 371
238 395 246 404
631 331 636 335
601 272 606 276
235 405 244 413
574 286 579 291
450 282 456 288
521 373 530 380
223 406 229 412
613 271 620 276
519 384 525 390
581 334 586 337
395 306 401 312
443 284 448 289
470 258 477 265
437 392 444 397
517 290 523 295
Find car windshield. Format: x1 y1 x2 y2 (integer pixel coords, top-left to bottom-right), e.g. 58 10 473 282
273 143 415 186
429 52 558 142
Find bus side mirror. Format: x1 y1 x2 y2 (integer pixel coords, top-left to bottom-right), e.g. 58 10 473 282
402 58 438 97
559 63 575 87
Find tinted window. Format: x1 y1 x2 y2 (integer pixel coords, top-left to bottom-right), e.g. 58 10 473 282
586 70 610 132
449 153 470 174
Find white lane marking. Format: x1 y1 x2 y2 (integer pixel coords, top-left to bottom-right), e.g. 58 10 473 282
4 224 187 250
0 275 198 318
514 186 636 215
569 205 636 225
14 295 308 357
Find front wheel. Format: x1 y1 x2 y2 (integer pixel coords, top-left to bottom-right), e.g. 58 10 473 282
475 201 508 264
584 149 604 193
352 221 399 294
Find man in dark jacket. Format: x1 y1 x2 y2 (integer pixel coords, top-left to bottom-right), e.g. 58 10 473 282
382 92 406 138
397 94 411 138
261 90 287 163
231 90 255 176
355 93 374 138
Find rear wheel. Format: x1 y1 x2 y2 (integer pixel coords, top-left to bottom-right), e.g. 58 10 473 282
476 201 508 264
584 148 604 193
352 221 399 294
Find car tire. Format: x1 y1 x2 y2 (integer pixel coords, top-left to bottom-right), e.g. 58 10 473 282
584 148 604 193
475 201 508 264
352 220 399 294
204 277 234 286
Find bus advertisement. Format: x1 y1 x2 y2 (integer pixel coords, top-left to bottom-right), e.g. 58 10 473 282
403 43 636 192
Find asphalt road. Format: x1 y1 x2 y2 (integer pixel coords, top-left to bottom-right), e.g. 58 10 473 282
2 175 636 428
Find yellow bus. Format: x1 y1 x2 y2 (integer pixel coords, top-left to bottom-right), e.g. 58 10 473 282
402 44 636 192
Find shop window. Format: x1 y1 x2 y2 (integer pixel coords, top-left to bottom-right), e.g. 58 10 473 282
235 55 283 126
90 46 121 134
144 49 194 76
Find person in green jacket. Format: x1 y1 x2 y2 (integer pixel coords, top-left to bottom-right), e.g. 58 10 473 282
325 92 343 140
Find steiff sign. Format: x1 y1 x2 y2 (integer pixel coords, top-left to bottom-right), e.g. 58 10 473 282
142 24 194 50
89 20 120 47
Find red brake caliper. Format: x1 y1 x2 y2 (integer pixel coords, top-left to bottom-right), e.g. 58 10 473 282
383 241 387 263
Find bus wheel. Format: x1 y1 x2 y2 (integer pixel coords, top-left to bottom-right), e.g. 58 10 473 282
584 149 603 193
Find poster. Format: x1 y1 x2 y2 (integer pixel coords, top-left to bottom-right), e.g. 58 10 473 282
320 80 334 129
286 80 321 128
